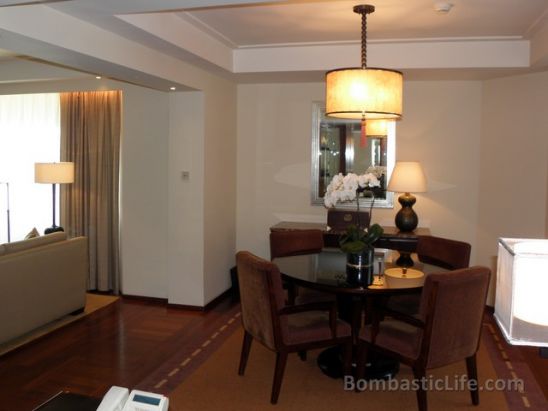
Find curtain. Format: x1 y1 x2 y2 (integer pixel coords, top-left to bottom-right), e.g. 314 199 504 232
60 91 122 293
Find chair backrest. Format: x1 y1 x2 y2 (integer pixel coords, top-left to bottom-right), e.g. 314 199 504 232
269 229 324 260
418 266 490 369
416 235 471 270
236 251 286 350
327 209 370 231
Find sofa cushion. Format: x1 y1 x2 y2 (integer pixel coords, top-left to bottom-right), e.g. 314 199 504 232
24 227 40 240
2 232 67 255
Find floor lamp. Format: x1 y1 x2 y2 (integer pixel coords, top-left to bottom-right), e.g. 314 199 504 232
34 162 74 234
0 182 10 242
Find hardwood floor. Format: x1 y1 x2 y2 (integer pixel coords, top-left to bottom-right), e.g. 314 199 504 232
0 296 239 411
0 296 546 411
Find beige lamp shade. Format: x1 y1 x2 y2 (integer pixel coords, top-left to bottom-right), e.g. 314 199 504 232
387 161 427 193
365 119 390 137
325 68 403 120
35 162 74 184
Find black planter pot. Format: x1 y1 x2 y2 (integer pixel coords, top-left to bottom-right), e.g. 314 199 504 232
346 247 374 286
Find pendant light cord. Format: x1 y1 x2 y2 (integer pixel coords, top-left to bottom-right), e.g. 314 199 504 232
361 9 367 68
354 4 375 69
354 4 376 143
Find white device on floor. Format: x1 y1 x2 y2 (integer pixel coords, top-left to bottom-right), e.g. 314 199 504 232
97 386 168 411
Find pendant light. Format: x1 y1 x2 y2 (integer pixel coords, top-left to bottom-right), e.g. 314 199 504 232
325 4 403 146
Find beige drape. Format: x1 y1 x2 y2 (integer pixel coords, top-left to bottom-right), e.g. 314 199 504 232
60 91 122 293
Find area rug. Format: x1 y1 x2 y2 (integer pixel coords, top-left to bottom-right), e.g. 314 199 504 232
0 293 119 356
164 322 547 411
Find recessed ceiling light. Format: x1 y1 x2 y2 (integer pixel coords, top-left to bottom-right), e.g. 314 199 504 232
95 76 102 79
170 86 176 91
434 1 454 14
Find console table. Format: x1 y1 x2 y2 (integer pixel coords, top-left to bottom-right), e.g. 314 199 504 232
270 222 431 266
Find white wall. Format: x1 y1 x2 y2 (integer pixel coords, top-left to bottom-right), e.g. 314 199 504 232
167 91 205 306
478 71 548 303
396 81 482 257
236 83 326 258
162 66 237 306
120 85 170 298
236 81 483 262
203 87 238 303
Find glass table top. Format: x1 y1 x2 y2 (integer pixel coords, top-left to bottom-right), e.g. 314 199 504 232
274 248 444 295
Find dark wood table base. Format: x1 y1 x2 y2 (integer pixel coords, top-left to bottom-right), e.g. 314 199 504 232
317 346 400 380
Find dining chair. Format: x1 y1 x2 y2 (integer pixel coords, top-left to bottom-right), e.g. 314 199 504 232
269 229 324 259
236 251 352 404
386 235 471 315
269 229 334 304
416 235 471 271
357 266 491 411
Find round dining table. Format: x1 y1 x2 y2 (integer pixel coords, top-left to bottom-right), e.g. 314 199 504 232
274 248 441 379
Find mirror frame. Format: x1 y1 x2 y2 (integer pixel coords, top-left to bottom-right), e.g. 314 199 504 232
310 102 395 209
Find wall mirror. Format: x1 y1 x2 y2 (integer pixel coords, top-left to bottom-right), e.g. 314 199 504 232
311 102 395 208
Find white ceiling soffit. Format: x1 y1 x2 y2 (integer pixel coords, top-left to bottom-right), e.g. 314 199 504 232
115 0 548 76
0 0 547 89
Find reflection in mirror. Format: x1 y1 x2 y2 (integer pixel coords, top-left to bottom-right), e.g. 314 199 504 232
311 102 395 208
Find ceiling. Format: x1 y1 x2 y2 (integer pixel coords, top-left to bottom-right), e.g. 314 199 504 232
0 0 547 89
184 0 546 47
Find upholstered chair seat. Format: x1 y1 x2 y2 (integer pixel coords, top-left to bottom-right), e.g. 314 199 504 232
283 311 349 345
360 319 422 360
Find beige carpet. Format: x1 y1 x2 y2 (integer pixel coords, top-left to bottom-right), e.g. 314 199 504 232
168 328 511 411
0 293 119 356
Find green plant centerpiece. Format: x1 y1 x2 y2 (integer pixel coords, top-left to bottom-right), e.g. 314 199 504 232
339 223 384 254
324 172 385 285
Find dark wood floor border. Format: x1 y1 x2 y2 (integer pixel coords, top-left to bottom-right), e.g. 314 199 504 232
136 304 242 394
482 314 548 410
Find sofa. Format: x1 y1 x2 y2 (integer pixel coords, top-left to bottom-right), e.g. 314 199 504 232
0 232 88 345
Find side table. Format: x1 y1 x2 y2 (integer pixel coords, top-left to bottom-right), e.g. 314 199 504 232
33 391 101 411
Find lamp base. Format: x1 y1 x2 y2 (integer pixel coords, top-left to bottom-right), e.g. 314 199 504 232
394 192 418 232
44 225 64 235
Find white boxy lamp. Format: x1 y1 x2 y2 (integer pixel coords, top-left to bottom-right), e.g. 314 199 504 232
494 238 548 358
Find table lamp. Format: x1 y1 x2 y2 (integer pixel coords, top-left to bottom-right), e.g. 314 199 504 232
35 162 74 234
386 161 427 232
495 238 548 358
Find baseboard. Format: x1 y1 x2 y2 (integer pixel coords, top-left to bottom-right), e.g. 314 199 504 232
87 289 116 296
120 294 168 304
121 289 232 311
167 289 232 312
